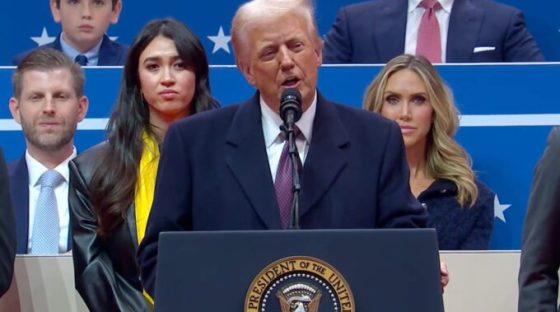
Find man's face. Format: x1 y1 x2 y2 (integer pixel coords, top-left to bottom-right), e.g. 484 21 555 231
9 69 88 155
237 12 322 113
51 0 122 53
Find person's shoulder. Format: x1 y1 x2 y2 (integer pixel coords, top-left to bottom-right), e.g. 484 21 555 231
470 0 520 14
341 0 392 13
169 104 241 140
99 35 128 65
547 126 560 146
6 154 27 177
71 142 109 183
74 142 109 167
102 35 128 52
473 178 496 207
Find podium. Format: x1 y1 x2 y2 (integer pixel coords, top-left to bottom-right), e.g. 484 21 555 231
154 229 443 311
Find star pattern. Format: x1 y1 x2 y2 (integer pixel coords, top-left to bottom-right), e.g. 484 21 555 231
31 27 56 46
207 26 231 54
494 194 511 223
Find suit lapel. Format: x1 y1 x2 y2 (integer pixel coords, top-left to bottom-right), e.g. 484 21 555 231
447 0 483 62
225 93 281 229
98 35 114 66
9 157 30 254
374 0 407 62
299 94 349 218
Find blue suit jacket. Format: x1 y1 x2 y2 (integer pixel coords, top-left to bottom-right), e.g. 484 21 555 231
137 91 428 295
323 0 544 63
8 156 72 254
12 33 128 66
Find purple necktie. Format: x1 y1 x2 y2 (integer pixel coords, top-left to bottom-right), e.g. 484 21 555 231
416 0 442 63
274 127 302 228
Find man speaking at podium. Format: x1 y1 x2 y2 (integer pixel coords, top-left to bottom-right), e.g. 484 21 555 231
138 0 429 297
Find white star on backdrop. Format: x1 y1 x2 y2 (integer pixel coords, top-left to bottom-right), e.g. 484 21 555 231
494 194 511 223
207 26 231 54
31 27 56 46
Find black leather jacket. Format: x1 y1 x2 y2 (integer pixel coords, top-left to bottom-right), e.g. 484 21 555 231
69 142 151 312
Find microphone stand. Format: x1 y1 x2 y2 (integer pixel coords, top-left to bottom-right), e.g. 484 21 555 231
280 122 301 230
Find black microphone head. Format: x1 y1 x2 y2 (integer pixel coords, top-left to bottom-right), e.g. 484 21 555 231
280 88 302 124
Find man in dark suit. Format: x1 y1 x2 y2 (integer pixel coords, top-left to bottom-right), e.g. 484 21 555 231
518 127 560 311
8 48 88 254
0 148 16 297
138 0 430 296
12 0 127 65
323 0 544 63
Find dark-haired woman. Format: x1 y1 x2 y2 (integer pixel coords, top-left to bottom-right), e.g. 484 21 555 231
69 18 218 311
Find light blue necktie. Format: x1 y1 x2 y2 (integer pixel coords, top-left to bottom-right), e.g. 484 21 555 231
31 169 64 254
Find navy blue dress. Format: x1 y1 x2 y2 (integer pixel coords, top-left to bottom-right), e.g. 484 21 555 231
418 178 495 250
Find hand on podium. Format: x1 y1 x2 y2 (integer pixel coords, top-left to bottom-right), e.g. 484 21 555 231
440 261 449 291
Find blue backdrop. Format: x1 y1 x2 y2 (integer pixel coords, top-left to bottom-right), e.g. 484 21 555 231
2 0 560 64
0 64 558 250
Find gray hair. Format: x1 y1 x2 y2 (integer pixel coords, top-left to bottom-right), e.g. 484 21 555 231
231 0 320 64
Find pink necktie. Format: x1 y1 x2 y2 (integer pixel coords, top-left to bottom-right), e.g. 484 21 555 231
274 127 302 228
416 0 442 63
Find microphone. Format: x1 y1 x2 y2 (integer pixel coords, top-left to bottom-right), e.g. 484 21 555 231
279 88 303 230
280 88 303 127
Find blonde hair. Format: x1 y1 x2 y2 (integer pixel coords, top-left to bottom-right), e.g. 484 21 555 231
364 54 478 207
231 0 321 65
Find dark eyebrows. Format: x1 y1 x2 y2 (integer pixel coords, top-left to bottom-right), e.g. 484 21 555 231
141 55 182 64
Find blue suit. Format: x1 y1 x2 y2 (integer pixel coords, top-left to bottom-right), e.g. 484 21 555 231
137 91 428 295
8 157 72 254
323 0 544 63
12 34 128 66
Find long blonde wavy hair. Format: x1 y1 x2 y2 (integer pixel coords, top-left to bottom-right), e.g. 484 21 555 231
363 54 478 207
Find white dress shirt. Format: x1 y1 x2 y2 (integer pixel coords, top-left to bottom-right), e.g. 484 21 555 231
261 92 317 182
26 148 76 253
405 0 454 63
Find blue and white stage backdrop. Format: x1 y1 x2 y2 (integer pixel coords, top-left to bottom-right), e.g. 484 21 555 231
2 0 560 64
0 64 558 250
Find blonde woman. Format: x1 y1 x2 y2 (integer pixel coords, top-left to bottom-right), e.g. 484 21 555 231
364 54 494 250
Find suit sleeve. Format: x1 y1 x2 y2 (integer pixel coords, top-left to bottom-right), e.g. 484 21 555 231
137 124 192 297
69 160 150 312
518 127 560 311
323 7 353 64
376 122 428 228
503 9 544 62
0 150 15 297
459 182 494 250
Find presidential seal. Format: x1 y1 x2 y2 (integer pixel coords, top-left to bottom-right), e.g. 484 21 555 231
244 256 355 312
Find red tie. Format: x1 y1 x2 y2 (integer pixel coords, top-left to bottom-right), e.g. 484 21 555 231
416 0 442 63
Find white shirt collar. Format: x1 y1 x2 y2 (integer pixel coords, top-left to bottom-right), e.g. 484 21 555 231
408 0 454 13
59 33 103 65
260 91 317 148
25 147 77 187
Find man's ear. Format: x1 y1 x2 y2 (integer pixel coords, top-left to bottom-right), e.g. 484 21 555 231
110 0 123 24
77 96 89 122
8 97 22 125
50 0 62 23
314 36 323 67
